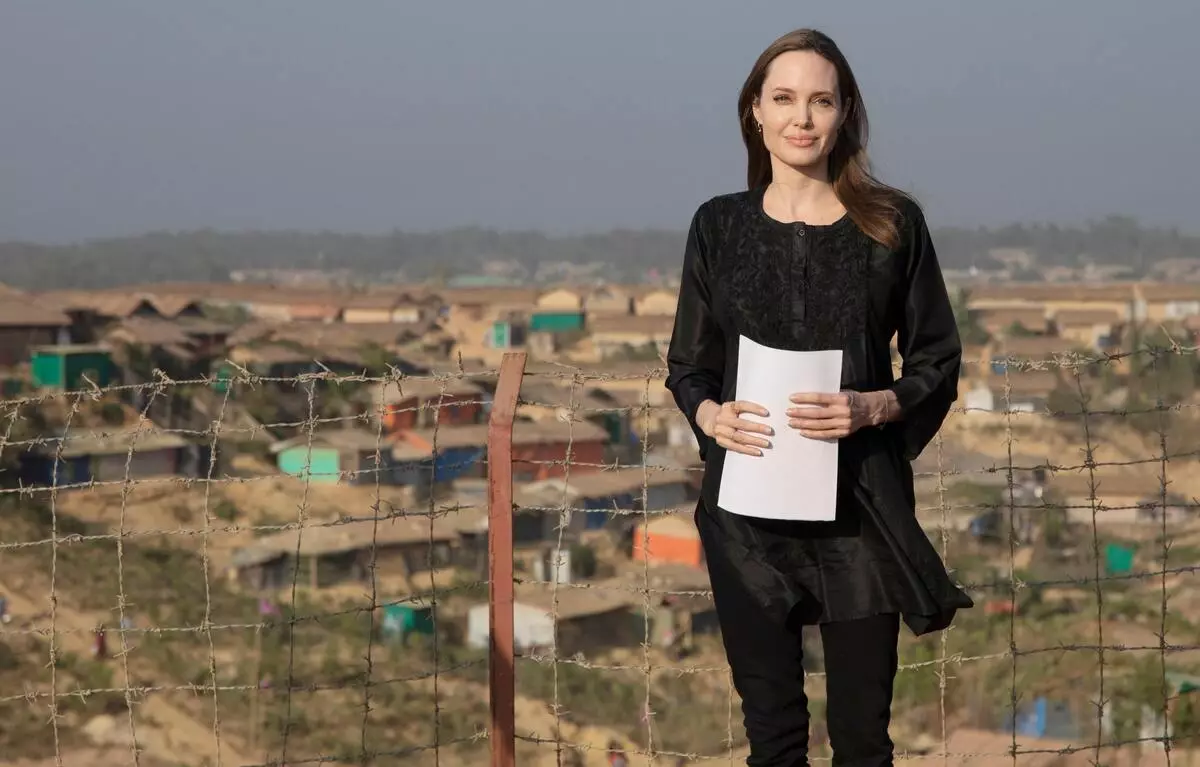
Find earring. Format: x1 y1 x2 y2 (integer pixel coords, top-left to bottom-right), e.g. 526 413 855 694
756 123 762 134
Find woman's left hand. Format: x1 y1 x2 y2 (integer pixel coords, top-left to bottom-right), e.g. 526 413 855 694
786 391 877 440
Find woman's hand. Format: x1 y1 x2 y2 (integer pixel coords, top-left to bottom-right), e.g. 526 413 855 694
696 399 772 457
786 390 890 440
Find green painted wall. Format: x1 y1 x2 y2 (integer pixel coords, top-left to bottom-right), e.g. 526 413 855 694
31 348 113 390
278 446 341 482
490 321 510 348
382 604 435 637
64 351 114 389
0 376 22 397
212 362 235 392
1104 542 1135 576
598 412 624 443
31 354 61 388
529 312 584 333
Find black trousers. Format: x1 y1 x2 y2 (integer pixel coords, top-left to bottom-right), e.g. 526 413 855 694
709 553 901 766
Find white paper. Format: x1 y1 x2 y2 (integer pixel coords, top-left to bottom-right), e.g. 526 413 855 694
717 336 843 522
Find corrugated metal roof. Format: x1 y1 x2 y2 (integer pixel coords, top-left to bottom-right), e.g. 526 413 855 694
511 578 638 620
41 425 189 458
514 467 691 507
234 510 460 562
968 282 1138 303
374 376 485 403
271 428 396 454
37 290 160 319
1052 309 1121 325
0 292 71 327
402 418 609 451
587 314 675 335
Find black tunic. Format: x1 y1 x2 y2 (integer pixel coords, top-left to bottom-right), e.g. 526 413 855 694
665 186 974 636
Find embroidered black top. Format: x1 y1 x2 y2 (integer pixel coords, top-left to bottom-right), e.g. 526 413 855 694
665 186 973 635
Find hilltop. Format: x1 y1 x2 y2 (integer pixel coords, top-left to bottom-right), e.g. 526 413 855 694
2 214 1197 289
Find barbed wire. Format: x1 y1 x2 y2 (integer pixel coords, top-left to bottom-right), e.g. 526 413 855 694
0 345 1198 765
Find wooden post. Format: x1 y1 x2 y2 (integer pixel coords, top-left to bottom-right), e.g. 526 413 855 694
488 352 525 767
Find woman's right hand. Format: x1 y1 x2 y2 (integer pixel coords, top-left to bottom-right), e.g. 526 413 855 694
695 399 772 457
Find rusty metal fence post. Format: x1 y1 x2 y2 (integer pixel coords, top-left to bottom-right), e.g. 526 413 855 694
487 351 526 767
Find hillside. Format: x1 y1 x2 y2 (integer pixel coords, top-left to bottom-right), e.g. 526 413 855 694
2 214 1196 289
0 487 742 766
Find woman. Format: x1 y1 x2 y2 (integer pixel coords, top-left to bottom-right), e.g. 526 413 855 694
665 29 973 766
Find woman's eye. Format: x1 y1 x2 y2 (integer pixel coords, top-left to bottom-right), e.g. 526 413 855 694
815 98 834 107
773 95 790 104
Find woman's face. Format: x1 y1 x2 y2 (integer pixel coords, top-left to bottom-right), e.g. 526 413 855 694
751 50 847 173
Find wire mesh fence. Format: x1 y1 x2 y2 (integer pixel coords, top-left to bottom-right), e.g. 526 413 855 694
1 342 1200 766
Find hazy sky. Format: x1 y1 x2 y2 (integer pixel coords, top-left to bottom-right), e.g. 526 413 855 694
2 1 1197 243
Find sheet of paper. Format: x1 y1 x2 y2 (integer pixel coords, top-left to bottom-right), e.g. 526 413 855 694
717 336 843 522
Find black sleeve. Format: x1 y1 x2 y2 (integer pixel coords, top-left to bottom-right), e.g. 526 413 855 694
665 203 725 460
888 202 962 460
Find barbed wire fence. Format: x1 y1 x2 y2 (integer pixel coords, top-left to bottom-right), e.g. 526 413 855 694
0 342 1199 765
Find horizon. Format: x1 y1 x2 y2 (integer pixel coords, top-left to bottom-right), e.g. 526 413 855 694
5 210 1194 249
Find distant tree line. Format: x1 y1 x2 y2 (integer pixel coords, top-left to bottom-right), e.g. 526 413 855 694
1 214 1196 290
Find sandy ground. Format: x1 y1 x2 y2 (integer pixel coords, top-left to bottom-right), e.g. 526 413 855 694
0 568 253 766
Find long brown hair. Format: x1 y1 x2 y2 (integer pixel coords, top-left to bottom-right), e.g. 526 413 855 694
738 28 909 249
